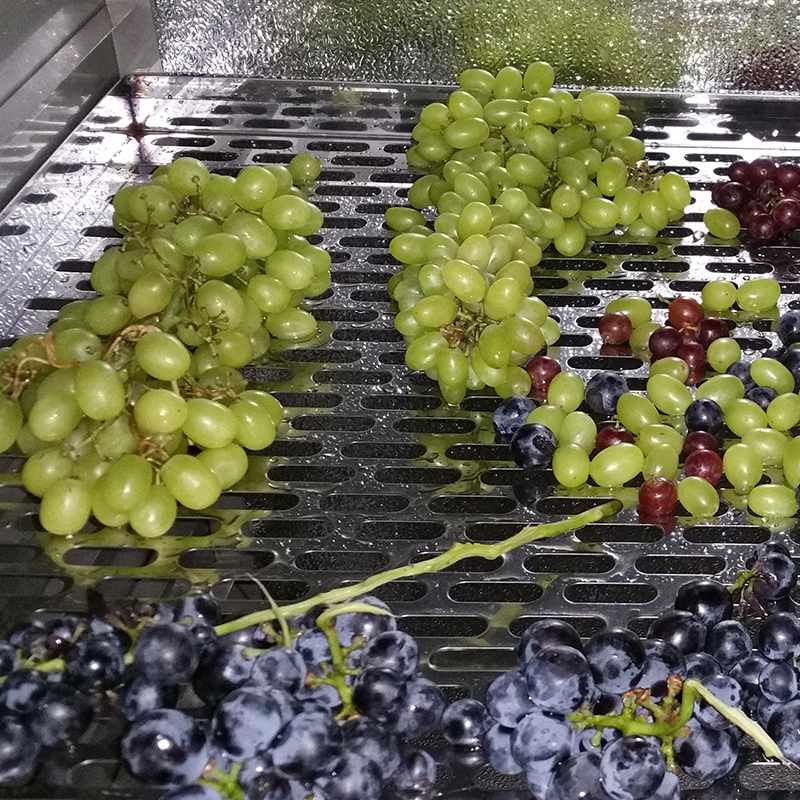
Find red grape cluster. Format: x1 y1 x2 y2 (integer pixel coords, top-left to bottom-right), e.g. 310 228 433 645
711 157 800 243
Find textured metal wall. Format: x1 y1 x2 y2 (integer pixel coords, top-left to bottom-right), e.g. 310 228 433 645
151 0 800 90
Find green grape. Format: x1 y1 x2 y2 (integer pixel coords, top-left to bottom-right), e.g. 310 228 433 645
678 476 719 517
647 373 692 416
581 91 620 122
643 443 679 480
200 174 236 219
742 427 787 467
443 118 490 150
230 398 277 450
737 278 781 313
53 328 102 364
518 204 546 236
90 248 121 295
160 454 221 510
541 317 560 346
617 394 660 434
445 91 481 121
556 156 588 189
85 295 131 336
494 65 523 98
247 275 292 315
783 436 800 488
726 398 768 437
0 396 23 453
288 152 321 186
579 197 619 231
386 207 426 232
16 425 48 456
420 102 450 130
595 114 634 140
497 188 528 220
484 277 523 320
261 195 314 231
546 372 584 413
22 448 73 497
417 134 454 163
554 125 591 157
478 324 511 368
724 442 763 493
752 357 794 394
748 484 797 518
553 444 590 488
526 404 564 436
517 296 549 326
487 238 516 275
396 308 422 337
495 365 531 398
706 338 741 373
195 233 247 278
560 411 596 451
589 443 644 488
610 136 645 164
515 238 542 268
94 414 137 460
434 212 460 239
152 237 186 276
704 208 741 239
72 451 110 485
128 184 178 225
405 332 446 371
538 208 566 239
637 423 683 454
527 97 560 125
523 61 555 96
504 316 545 354
436 347 469 386
658 173 691 210
222 212 278 260
194 279 245 330
418 264 444 296
550 184 581 219
574 148 602 176
91 480 128 527
639 191 668 230
696 374 744 409
649 356 689 384
554 220 586 256
485 99 525 128
265 250 314 291
214 330 252 368
40 478 92 535
630 320 660 351
390 233 429 265
28 395 82 442
103 454 153 512
440 380 467 405
424 232 456 263
524 125 557 164
233 165 278 210
128 484 177 538
197 443 248 491
265 308 316 341
134 389 187 434
183 398 237 449
413 295 457 328
38 367 76 400
613 186 642 226
701 280 737 312
75 360 125 421
128 270 173 319
135 331 191 381
239 390 283 428
167 156 209 197
596 157 628 197
457 234 491 269
173 215 220 256
607 296 652 328
767 393 800 432
458 67 494 97
470 349 506 387
407 174 439 208
506 153 549 188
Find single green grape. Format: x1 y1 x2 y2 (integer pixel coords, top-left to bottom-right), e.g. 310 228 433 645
706 338 741 373
724 442 763 493
160 454 221 510
527 405 565 437
129 485 178 538
704 208 741 239
742 427 788 467
233 165 278 210
553 444 590 488
230 399 277 450
737 278 781 313
40 478 92 535
103 454 153 513
783 436 800 488
678 476 719 517
135 331 191 381
643 443 679 480
560 411 596 451
22 448 73 497
649 357 689 384
0 396 23 453
696 374 744 410
589 443 644 488
725 398 768 437
748 484 798 519
658 173 691 210
266 308 317 341
767 393 800 432
751 357 794 394
607 296 651 328
647 374 692 416
637 423 683 455
616 394 660 434
547 373 584 413
183 398 238 449
75 360 125 421
478 324 511 368
197 443 249 491
630 320 660 351
288 152 321 186
553 220 586 257
701 280 737 312
134 389 187 435
195 233 247 278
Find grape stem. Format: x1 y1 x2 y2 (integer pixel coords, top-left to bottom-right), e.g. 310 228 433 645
213 500 622 637
103 324 160 362
569 676 789 770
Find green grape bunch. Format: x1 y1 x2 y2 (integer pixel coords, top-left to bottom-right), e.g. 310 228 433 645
385 62 692 404
0 154 328 539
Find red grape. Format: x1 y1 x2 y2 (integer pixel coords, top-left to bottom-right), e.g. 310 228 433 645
682 430 718 460
749 213 778 243
756 179 781 207
684 448 723 486
600 344 632 357
776 162 800 191
677 340 707 369
696 318 729 349
728 160 752 185
686 365 705 387
526 355 561 401
716 181 750 211
639 477 678 517
772 197 800 233
595 425 635 451
739 200 769 227
668 297 704 332
599 313 633 345
749 157 777 187
649 326 682 359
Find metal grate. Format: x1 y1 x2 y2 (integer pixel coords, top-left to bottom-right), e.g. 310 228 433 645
0 75 799 798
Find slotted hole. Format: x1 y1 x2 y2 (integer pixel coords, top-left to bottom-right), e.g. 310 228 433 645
674 245 740 256
449 582 543 603
342 580 428 602
0 546 38 563
62 548 156 567
429 647 516 671
332 328 403 342
568 356 643 370
261 440 324 458
592 243 657 255
280 348 361 363
635 555 725 574
152 135 215 147
99 577 189 600
685 525 769 544
395 417 475 434
22 193 55 204
481 469 523 486
708 261 773 274
244 518 332 538
313 369 391 384
56 260 93 273
215 492 299 511
308 141 369 152
398 616 488 637
178 550 275 569
229 138 293 149
316 184 379 197
537 496 616 514
361 394 440 411
271 392 342 408
320 494 409 513
350 289 390 302
332 155 394 166
564 583 657 604
447 444 511 461
539 258 606 271
341 441 426 459
537 294 600 308
376 467 461 485
525 554 615 574
576 524 663 543
295 551 389 571
584 279 653 291
510 615 606 637
291 415 374 431
213 579 308 602
411 552 504 572
268 465 355 483
428 495 516 515
359 520 445 541
331 270 391 284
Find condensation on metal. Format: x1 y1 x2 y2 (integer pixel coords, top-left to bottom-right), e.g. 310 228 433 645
0 75 798 796
150 0 800 91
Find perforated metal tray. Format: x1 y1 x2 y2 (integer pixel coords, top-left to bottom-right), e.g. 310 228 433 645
1 76 800 798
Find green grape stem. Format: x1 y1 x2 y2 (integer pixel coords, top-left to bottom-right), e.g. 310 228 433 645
214 500 622 637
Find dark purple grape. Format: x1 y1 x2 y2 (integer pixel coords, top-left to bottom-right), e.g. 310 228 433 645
756 179 781 207
638 639 685 699
776 162 800 191
730 651 770 698
30 684 92 747
752 550 797 601
778 311 800 347
773 197 800 232
768 700 800 765
352 668 406 722
441 698 490 747
759 660 799 703
716 181 750 211
727 360 755 390
584 629 645 694
585 372 628 417
523 646 595 715
599 737 666 800
750 158 777 186
758 612 800 660
192 645 253 706
705 620 752 673
684 398 724 435
517 619 582 664
675 718 738 780
746 385 777 410
648 610 706 655
493 396 535 441
749 213 778 242
0 670 47 714
684 652 722 683
674 579 733 627
728 160 752 185
134 623 199 686
510 423 556 469
0 718 40 785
